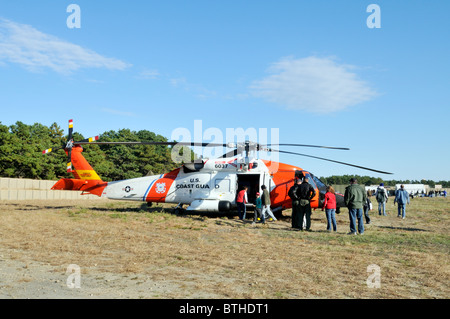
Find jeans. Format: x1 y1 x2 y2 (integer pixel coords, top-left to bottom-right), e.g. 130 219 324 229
325 209 337 231
237 202 246 220
397 204 406 218
262 205 277 221
378 201 386 216
349 208 364 234
254 207 263 223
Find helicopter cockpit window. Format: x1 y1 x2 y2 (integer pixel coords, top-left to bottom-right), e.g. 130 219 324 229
310 173 327 194
309 173 326 206
303 173 317 189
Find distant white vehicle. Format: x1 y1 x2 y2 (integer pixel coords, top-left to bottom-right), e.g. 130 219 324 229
395 184 426 196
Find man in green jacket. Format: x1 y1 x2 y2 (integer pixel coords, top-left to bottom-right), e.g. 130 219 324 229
261 185 277 221
344 178 367 235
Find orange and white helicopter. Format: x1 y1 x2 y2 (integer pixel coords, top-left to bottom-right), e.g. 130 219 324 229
43 120 392 215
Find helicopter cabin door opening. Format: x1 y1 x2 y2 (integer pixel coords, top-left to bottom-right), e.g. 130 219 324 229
236 174 260 207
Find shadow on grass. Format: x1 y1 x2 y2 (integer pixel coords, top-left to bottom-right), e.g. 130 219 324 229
5 203 83 211
377 225 428 232
89 204 164 214
88 203 237 220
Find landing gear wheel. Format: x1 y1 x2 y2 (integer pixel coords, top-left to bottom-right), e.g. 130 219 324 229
175 208 186 215
174 205 185 215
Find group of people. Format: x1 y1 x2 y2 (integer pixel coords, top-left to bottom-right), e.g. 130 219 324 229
422 190 447 197
286 176 373 234
372 182 410 219
236 177 414 235
236 184 277 224
288 178 412 235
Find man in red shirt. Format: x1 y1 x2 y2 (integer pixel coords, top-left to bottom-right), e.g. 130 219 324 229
236 186 248 220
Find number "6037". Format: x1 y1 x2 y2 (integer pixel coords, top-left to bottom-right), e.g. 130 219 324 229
215 164 228 169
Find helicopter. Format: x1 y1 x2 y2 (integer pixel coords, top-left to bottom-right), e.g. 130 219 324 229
43 120 392 215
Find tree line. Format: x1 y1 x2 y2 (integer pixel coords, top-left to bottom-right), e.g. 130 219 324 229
320 175 450 188
0 121 179 181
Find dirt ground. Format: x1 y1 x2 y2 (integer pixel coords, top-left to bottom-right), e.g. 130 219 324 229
0 200 221 299
0 198 449 299
0 249 198 299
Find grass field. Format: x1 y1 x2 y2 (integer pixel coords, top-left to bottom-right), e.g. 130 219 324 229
0 196 448 299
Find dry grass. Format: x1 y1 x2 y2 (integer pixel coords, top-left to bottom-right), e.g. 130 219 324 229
0 196 448 299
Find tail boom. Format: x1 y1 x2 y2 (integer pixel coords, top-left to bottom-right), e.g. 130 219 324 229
52 179 107 197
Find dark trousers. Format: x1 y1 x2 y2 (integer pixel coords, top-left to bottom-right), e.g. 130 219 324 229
237 202 246 220
292 200 301 228
254 207 263 223
364 207 371 224
299 203 311 230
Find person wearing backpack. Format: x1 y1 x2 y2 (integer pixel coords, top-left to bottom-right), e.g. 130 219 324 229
288 179 301 229
375 183 388 216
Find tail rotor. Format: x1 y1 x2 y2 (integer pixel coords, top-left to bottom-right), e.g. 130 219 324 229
65 119 74 172
42 119 95 173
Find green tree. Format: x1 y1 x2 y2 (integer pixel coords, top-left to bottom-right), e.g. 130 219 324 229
0 121 180 181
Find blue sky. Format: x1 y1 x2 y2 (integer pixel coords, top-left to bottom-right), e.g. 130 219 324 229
0 1 449 181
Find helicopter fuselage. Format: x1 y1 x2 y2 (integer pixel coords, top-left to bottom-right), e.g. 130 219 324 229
98 156 341 213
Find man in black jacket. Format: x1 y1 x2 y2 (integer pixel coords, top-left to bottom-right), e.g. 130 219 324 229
297 177 316 231
288 179 302 229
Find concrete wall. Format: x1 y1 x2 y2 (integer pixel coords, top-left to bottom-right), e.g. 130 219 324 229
0 177 102 200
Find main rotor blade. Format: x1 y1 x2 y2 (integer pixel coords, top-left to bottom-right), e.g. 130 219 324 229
273 149 393 175
75 141 348 151
260 143 350 151
218 148 239 158
74 141 229 147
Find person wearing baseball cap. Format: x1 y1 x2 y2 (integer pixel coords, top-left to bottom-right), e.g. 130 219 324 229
252 191 264 224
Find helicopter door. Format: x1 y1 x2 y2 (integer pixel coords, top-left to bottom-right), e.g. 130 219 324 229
236 174 260 206
213 178 231 201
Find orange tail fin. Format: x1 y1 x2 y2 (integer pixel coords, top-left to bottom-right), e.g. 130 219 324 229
52 145 106 197
67 145 102 181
